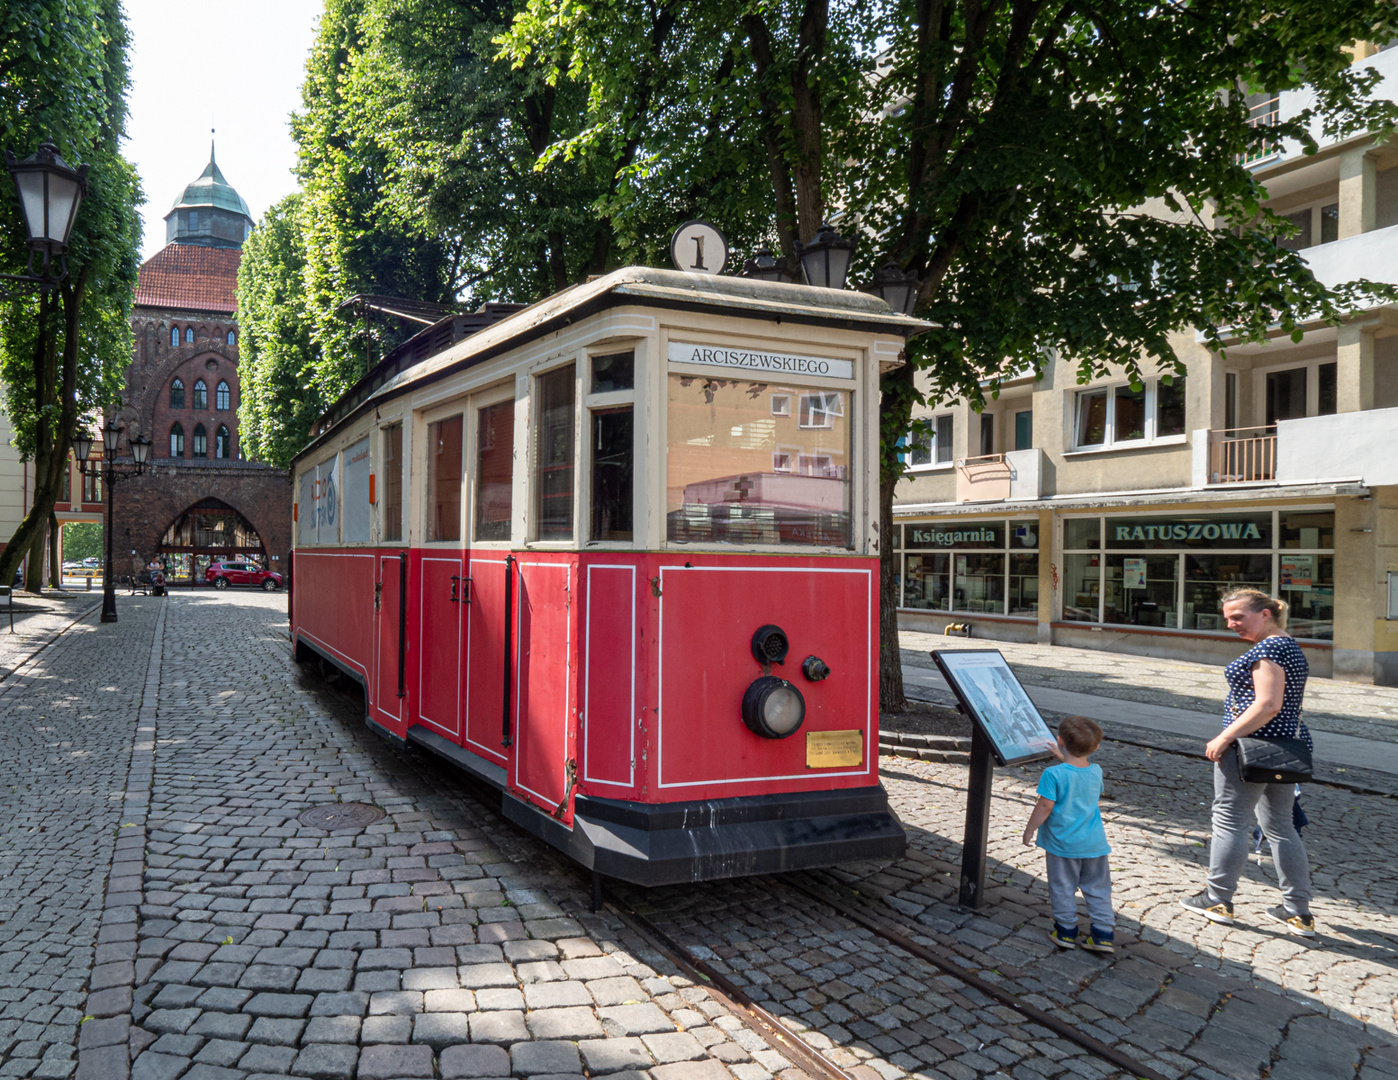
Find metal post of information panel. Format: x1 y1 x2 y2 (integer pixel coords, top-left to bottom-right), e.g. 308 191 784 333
959 723 996 908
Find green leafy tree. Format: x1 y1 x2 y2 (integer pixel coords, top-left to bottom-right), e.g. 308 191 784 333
236 194 326 467
0 0 141 591
61 521 102 562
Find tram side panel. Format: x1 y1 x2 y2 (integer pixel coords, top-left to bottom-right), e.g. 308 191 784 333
577 560 646 799
463 552 511 766
414 547 468 743
293 548 378 695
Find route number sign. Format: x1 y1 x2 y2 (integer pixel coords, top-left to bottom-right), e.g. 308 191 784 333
670 220 728 276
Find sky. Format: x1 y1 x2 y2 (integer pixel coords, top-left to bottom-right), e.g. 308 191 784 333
123 1 323 261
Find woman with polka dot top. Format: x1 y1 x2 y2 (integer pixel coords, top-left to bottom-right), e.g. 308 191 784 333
1180 588 1315 937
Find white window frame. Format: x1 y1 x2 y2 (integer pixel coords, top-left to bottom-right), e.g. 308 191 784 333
905 412 955 471
797 391 842 429
1070 376 1186 451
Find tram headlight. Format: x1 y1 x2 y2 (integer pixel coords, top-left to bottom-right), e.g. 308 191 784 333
742 676 806 739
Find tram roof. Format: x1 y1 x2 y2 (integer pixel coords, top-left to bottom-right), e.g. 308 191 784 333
295 266 932 467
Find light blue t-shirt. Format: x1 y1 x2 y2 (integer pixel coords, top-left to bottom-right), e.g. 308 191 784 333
1036 762 1110 859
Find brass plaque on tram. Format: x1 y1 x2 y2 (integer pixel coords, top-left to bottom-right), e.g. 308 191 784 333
806 730 863 768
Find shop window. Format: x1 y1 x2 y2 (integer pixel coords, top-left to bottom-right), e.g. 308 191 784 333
193 379 207 411
1280 510 1334 550
170 326 180 348
1064 518 1101 549
474 403 512 541
667 376 851 547
1105 554 1178 627
1008 553 1039 615
903 552 950 609
216 381 230 411
1183 554 1272 630
590 351 634 393
215 425 230 459
954 553 1005 613
591 407 633 541
192 424 207 458
1279 554 1334 641
169 423 184 458
185 327 194 344
170 378 184 410
381 424 403 542
535 367 575 540
1014 410 1033 451
1318 362 1337 416
1063 553 1101 622
427 414 464 542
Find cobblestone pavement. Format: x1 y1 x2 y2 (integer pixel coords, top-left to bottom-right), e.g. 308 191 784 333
97 592 796 1080
0 597 160 1079
898 631 1398 742
0 593 101 682
631 742 1398 1080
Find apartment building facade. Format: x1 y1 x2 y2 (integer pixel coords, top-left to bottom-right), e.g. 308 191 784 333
893 46 1398 686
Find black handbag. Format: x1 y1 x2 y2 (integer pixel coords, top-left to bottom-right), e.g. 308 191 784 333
1235 736 1313 784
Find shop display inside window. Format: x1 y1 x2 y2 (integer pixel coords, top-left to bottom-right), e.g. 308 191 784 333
1278 553 1334 640
1063 553 1101 622
903 553 950 610
955 553 1006 614
667 376 851 547
1008 553 1039 615
1105 554 1178 626
1183 554 1272 630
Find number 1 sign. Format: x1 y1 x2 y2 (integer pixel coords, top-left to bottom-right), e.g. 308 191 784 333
670 220 729 276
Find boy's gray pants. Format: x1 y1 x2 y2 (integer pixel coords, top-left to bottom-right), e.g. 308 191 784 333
1045 853 1114 930
1207 746 1312 916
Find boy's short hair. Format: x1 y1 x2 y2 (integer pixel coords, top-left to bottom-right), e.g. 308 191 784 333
1057 715 1102 756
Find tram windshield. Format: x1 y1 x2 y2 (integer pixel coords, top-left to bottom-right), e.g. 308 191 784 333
666 375 852 548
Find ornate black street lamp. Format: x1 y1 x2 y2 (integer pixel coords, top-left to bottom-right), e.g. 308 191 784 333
73 424 151 623
740 246 794 282
2 142 89 295
863 261 921 316
793 222 856 291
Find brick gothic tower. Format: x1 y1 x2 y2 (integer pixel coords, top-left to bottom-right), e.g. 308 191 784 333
111 144 291 584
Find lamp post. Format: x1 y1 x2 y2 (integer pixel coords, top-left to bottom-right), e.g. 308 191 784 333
863 261 921 316
2 141 89 295
73 424 151 623
793 222 856 291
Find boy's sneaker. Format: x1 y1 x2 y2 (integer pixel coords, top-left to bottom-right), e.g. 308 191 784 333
1180 891 1235 925
1264 906 1316 938
1079 927 1114 954
1048 924 1078 949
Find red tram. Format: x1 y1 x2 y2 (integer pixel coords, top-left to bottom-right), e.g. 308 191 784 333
290 268 927 884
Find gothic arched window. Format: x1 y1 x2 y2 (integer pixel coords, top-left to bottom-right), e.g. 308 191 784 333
170 378 185 410
185 327 194 344
216 381 230 411
215 425 230 459
170 326 179 347
192 424 207 458
169 423 184 458
227 330 236 346
192 379 207 410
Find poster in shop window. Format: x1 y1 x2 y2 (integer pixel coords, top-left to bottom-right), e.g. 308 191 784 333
1123 558 1148 589
931 649 1057 766
1280 555 1313 589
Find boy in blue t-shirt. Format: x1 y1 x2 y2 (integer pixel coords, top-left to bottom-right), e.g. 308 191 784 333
1021 715 1114 953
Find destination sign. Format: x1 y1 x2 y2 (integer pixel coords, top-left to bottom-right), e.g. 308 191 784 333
668 342 854 380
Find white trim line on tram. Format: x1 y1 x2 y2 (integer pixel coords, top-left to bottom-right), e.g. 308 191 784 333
656 564 874 790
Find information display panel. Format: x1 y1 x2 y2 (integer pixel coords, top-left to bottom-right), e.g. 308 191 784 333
931 649 1056 766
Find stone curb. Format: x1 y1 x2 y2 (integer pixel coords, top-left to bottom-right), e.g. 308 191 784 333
76 599 166 1080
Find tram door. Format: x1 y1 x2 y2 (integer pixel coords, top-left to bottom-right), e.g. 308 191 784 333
374 552 407 725
417 413 467 740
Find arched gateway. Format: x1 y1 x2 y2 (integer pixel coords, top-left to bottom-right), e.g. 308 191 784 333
158 498 268 584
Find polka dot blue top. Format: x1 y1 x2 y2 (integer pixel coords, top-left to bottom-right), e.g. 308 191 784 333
1224 635 1312 750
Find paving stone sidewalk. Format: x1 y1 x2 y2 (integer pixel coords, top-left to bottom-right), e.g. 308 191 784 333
0 593 102 683
0 597 160 1079
898 631 1398 742
97 592 790 1080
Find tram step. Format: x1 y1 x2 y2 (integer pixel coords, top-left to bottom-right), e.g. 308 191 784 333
878 733 971 764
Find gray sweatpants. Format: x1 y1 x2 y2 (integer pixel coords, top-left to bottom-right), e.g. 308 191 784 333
1045 853 1114 931
1207 746 1313 916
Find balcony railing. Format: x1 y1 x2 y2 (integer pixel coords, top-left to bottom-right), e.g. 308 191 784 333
1239 96 1280 165
1209 426 1276 483
955 453 1012 502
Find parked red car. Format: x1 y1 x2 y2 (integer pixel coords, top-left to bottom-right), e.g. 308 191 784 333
205 561 283 591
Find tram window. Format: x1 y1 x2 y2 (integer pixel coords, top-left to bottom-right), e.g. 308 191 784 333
591 407 633 541
667 376 852 548
427 415 464 542
383 424 402 542
475 401 513 541
591 351 634 393
535 366 576 540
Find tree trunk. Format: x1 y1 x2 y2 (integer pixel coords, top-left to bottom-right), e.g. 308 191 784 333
23 519 47 593
48 510 60 588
